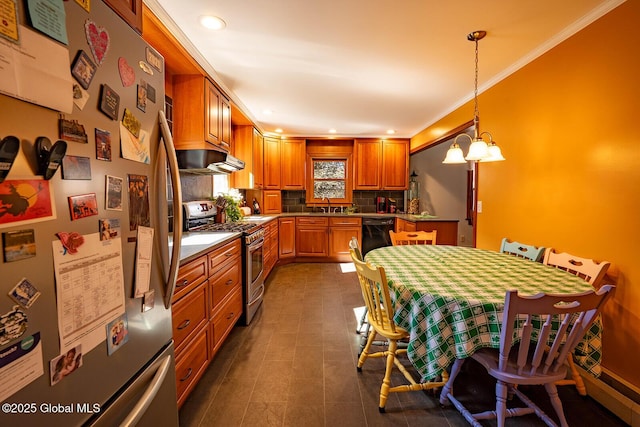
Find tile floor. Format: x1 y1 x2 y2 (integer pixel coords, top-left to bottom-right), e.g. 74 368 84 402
179 262 627 427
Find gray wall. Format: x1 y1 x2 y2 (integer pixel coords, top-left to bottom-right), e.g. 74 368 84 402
409 137 473 247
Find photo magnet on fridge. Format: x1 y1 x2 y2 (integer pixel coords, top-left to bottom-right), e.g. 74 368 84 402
2 229 36 262
8 278 41 308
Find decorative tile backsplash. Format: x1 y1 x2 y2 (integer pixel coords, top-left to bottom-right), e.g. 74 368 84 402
281 190 404 213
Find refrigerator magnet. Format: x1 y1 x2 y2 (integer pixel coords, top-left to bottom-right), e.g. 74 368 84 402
0 306 28 346
68 193 98 221
95 128 112 161
106 314 129 355
122 108 141 137
136 83 147 112
118 57 135 87
70 50 97 90
142 289 155 312
99 84 120 120
85 20 110 65
61 155 92 180
8 278 41 308
2 229 36 262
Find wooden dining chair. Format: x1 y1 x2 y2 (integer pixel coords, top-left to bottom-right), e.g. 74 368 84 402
500 237 545 262
542 248 611 395
440 285 615 427
349 248 447 412
389 230 437 246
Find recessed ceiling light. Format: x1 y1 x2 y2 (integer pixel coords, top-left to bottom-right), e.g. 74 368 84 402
328 129 337 134
275 128 283 133
386 129 396 135
200 15 226 30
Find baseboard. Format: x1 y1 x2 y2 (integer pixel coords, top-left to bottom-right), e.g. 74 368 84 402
578 366 640 425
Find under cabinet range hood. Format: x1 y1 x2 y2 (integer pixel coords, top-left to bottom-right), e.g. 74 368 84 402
176 149 245 174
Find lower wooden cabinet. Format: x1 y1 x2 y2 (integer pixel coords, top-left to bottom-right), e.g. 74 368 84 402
263 219 279 277
328 217 362 261
175 325 208 408
173 238 242 408
278 217 295 258
396 218 458 245
295 217 328 257
211 287 242 355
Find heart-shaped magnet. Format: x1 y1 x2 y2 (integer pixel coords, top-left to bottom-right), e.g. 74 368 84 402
118 57 135 87
85 20 110 65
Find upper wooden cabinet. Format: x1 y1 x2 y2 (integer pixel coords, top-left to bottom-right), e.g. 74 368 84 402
105 0 142 34
353 139 382 190
381 139 410 189
232 125 263 189
172 75 231 151
263 136 281 189
354 139 409 190
280 138 306 190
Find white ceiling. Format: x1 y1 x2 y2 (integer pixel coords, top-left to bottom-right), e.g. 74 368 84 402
144 0 623 139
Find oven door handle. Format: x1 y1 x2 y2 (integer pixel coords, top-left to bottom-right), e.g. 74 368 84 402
247 236 264 249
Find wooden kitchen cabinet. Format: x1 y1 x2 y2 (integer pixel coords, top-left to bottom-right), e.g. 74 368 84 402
104 0 142 34
263 219 279 277
295 217 328 257
175 324 208 408
172 254 210 408
395 218 459 245
263 136 281 189
278 217 296 258
232 125 263 189
395 218 417 232
173 237 242 408
262 190 282 214
172 75 231 151
207 239 242 357
354 139 409 190
328 217 362 261
280 138 306 190
353 139 382 190
382 139 410 189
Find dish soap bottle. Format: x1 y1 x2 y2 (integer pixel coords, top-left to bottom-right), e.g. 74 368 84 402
252 198 261 214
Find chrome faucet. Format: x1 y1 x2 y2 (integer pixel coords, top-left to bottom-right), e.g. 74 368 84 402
323 197 331 213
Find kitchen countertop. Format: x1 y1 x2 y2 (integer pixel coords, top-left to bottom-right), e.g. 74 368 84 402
171 213 458 264
269 212 458 222
171 231 241 264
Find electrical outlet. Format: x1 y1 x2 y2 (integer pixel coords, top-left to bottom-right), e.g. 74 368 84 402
460 235 465 242
477 201 483 213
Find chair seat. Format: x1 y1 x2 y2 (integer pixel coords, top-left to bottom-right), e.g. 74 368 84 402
472 348 568 386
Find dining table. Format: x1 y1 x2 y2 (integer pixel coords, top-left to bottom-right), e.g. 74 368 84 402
364 244 604 382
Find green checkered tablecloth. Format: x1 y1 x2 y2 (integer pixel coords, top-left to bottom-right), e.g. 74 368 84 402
364 245 604 382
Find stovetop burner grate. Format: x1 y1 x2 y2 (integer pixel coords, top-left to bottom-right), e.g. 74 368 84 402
190 221 258 233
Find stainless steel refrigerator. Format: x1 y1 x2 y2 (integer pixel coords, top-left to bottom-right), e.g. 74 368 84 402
0 1 181 425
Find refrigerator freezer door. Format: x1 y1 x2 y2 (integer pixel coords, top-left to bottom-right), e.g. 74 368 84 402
87 343 178 427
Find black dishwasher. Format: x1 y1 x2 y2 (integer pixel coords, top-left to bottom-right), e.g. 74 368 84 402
361 217 395 255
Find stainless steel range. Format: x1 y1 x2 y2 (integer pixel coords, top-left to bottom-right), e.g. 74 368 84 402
183 201 265 325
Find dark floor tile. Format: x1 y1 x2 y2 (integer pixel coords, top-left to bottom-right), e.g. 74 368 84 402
283 403 324 427
241 401 286 427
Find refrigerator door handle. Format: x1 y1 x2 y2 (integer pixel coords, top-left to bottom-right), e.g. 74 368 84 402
159 110 183 309
119 354 172 427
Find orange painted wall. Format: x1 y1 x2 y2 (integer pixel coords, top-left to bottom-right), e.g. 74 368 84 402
411 1 640 388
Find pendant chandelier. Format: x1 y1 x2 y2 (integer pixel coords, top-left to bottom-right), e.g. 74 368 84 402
443 31 505 164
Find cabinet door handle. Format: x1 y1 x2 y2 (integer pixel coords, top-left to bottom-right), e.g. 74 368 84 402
226 312 235 320
177 319 191 330
225 279 233 286
179 368 193 382
177 279 189 288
